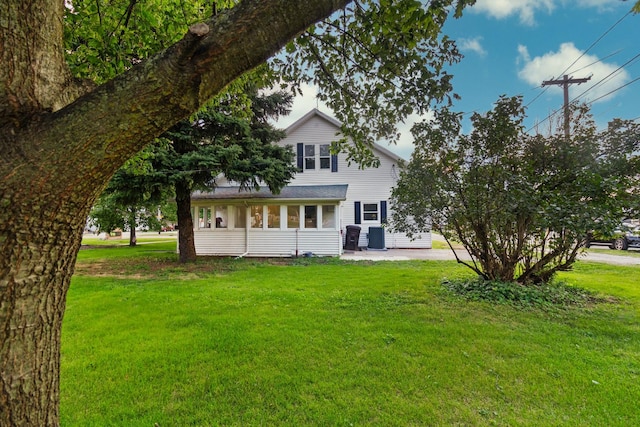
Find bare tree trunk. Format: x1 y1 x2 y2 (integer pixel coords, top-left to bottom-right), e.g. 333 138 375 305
0 192 88 425
130 227 138 246
176 181 197 263
128 209 138 246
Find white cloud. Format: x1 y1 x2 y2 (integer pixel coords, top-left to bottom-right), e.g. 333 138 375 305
471 0 625 25
577 0 625 10
517 44 531 63
458 37 487 57
517 42 630 104
471 0 555 25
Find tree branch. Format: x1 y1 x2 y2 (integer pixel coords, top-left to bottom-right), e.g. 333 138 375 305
4 0 351 201
304 34 361 101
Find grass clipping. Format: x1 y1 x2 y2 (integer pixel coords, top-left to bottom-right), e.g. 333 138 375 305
442 277 603 309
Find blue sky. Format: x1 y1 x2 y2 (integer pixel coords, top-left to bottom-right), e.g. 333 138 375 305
275 0 640 160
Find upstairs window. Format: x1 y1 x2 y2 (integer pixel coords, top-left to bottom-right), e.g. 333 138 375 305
297 143 338 172
319 144 331 169
304 144 315 170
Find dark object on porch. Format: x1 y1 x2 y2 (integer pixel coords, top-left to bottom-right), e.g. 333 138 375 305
368 227 386 250
344 225 361 251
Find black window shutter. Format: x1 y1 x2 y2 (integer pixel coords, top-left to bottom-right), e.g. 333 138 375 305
297 143 304 172
380 201 387 224
331 154 338 172
354 202 361 224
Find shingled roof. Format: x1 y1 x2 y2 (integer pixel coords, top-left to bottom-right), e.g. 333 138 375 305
192 185 348 201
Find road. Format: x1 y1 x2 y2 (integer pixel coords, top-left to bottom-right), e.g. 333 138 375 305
116 232 640 266
341 247 640 266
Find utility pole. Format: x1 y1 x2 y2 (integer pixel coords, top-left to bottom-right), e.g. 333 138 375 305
541 74 591 137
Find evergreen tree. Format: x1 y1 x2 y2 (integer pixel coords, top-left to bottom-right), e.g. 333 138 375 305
157 89 297 262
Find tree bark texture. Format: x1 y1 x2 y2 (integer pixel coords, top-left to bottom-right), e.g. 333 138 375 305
175 181 197 263
0 197 87 426
0 1 89 128
1 0 350 424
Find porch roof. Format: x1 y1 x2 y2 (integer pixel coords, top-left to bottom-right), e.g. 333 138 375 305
192 185 349 202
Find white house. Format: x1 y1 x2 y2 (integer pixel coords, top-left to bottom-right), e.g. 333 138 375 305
190 185 348 257
189 109 431 257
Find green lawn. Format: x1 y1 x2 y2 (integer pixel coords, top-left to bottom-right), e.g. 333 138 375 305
61 243 640 426
81 233 177 247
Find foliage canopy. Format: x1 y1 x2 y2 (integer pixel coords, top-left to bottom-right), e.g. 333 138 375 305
0 0 530 423
391 96 640 285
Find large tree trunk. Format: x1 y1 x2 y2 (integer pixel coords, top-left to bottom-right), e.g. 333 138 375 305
0 191 91 425
176 181 197 263
1 0 350 423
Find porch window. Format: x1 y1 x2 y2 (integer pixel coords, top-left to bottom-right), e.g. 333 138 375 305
322 205 336 229
198 207 212 229
267 205 280 229
215 206 228 228
304 205 317 228
304 144 315 170
363 203 378 221
287 205 300 229
251 205 263 229
234 206 246 229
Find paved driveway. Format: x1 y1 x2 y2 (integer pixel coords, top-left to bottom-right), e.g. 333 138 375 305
341 248 640 266
579 249 640 265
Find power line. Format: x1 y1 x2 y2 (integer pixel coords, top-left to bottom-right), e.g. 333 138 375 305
524 9 631 111
541 75 592 137
587 75 640 104
557 10 632 78
463 9 633 130
527 74 640 134
570 49 623 74
524 86 549 109
570 51 640 104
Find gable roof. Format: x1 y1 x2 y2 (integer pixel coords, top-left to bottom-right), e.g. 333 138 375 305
284 109 406 162
192 185 349 202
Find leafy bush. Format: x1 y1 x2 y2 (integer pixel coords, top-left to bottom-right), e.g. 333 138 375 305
442 276 600 309
391 97 640 285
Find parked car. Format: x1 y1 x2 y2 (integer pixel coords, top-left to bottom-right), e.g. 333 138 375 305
586 223 640 250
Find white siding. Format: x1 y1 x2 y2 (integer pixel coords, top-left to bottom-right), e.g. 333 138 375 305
200 110 432 252
193 230 247 255
279 113 431 249
193 229 342 257
386 231 432 249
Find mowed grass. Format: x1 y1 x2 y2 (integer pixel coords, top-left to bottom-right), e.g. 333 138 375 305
61 243 640 426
